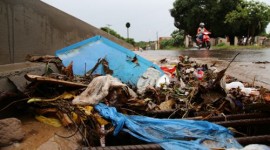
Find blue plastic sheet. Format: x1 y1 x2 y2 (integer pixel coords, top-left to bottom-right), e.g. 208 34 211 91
55 35 163 87
95 103 242 150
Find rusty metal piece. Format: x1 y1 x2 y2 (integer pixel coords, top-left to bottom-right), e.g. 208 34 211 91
236 135 270 145
215 118 270 126
146 110 179 115
204 113 270 122
89 144 162 150
186 112 270 121
146 111 270 121
145 110 180 118
89 134 270 149
88 128 270 149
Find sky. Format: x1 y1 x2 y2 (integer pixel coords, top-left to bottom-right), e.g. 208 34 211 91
42 0 270 42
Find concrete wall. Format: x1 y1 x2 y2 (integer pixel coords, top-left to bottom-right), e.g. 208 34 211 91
263 39 270 46
216 37 230 46
0 0 134 65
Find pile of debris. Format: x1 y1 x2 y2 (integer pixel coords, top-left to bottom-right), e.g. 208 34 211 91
1 35 269 149
1 53 268 149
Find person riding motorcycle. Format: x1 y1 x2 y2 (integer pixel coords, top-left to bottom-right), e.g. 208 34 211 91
196 22 207 43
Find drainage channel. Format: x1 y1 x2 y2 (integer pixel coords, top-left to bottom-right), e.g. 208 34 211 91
89 113 270 149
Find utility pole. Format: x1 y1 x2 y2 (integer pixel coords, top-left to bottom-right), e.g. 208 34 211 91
106 24 111 35
126 22 130 40
156 32 159 50
127 28 129 39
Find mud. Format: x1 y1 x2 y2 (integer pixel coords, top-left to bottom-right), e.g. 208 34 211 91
2 115 80 150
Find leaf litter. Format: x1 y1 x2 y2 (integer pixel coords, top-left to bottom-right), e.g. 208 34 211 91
6 54 270 147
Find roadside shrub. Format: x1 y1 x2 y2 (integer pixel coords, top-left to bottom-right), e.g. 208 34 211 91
160 39 174 49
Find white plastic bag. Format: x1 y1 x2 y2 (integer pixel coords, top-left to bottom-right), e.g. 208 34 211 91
155 74 170 88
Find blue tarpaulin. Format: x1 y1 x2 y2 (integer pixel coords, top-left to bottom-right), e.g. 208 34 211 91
95 103 242 150
55 35 163 87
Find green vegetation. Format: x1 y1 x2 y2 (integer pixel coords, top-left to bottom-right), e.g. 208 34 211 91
160 39 174 49
101 27 125 40
135 41 148 50
170 0 270 40
213 44 266 50
101 27 135 46
170 0 241 38
102 0 270 50
101 26 185 50
159 44 265 51
171 30 185 46
261 32 270 38
225 0 270 38
160 30 185 49
159 45 185 50
125 38 135 46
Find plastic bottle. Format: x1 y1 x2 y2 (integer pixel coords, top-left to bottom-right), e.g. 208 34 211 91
197 70 204 80
194 68 204 80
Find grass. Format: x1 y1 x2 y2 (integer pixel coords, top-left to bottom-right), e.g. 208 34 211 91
210 42 269 50
159 44 268 51
159 46 186 50
212 45 268 50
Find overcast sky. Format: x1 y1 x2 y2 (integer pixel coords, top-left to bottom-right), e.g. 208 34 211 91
42 0 270 42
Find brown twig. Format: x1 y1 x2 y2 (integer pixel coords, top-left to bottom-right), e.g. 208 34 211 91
203 101 226 120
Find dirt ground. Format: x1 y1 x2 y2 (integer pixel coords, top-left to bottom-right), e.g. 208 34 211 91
2 112 81 150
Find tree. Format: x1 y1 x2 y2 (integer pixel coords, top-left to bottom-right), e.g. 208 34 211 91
170 0 241 38
101 27 135 45
101 27 125 40
160 39 174 49
170 0 201 36
159 30 184 49
225 0 270 38
135 41 148 49
125 38 135 46
171 29 184 46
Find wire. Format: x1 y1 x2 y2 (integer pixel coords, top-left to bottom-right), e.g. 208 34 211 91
55 127 79 139
0 98 29 112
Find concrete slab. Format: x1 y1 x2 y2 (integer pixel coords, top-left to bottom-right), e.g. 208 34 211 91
0 62 58 93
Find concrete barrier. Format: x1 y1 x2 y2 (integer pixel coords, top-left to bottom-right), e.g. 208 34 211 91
0 0 134 65
0 62 58 94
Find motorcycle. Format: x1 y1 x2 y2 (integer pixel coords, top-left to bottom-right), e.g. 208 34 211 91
196 31 211 50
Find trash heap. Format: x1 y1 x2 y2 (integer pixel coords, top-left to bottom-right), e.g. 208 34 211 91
22 54 270 149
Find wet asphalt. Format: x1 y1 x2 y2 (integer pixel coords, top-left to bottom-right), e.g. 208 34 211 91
135 48 270 62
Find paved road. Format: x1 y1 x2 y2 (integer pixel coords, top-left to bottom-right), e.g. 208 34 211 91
136 48 270 62
135 48 270 89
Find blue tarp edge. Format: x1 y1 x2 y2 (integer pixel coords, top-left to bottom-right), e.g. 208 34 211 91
94 103 243 150
55 35 162 72
55 35 102 56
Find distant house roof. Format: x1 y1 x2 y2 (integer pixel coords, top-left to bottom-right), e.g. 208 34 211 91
159 37 172 41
